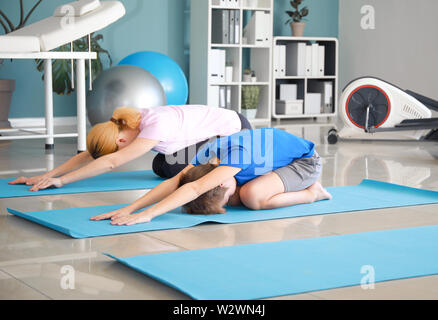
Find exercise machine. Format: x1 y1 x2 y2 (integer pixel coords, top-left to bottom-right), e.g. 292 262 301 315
328 77 438 144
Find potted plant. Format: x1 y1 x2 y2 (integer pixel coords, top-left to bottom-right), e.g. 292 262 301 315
241 85 260 119
285 0 309 37
243 68 252 82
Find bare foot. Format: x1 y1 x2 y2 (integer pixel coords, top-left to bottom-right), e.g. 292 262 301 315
307 182 332 202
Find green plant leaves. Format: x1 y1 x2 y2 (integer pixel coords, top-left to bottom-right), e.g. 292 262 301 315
35 33 112 95
241 86 260 109
300 7 309 18
286 0 309 24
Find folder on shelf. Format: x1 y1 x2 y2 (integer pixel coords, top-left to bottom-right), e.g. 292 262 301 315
305 93 322 115
234 10 240 44
323 82 334 113
318 45 325 76
308 81 333 113
273 45 280 77
219 49 226 81
208 85 220 107
226 85 232 109
229 10 235 44
305 45 312 76
212 9 230 44
209 49 226 84
285 43 306 76
219 86 227 108
243 11 270 45
278 45 286 77
273 45 286 78
311 43 319 77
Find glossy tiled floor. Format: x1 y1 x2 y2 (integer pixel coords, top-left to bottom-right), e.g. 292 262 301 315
0 123 437 300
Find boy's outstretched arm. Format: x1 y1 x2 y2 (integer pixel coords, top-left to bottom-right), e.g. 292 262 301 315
111 165 241 226
91 164 194 221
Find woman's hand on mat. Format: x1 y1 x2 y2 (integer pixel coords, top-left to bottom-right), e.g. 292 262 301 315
110 211 153 226
9 175 46 186
29 177 63 191
90 207 132 221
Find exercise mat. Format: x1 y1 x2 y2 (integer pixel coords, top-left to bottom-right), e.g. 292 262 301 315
7 180 438 238
0 170 163 198
105 224 438 299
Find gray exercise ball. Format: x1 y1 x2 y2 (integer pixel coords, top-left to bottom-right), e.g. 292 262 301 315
87 65 166 126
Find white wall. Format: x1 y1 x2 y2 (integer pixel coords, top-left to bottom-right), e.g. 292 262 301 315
339 0 438 103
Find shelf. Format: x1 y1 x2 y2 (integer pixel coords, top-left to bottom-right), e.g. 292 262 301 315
272 36 338 121
209 82 240 86
210 6 271 11
241 82 270 85
241 7 271 11
275 76 337 80
273 113 337 119
211 5 240 9
241 44 271 48
248 118 271 125
209 82 270 86
274 36 339 42
190 0 273 123
211 43 241 48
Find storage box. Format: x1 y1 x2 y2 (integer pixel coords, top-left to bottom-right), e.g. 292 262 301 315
279 84 297 101
305 93 321 115
276 100 303 115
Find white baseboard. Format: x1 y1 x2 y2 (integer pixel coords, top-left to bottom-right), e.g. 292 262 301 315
9 117 79 128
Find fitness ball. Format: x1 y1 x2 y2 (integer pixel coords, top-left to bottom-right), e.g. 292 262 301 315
118 51 188 106
87 65 166 126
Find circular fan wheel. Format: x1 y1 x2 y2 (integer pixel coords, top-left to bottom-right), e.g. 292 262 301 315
346 85 391 129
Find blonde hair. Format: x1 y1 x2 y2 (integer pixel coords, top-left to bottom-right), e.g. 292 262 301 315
87 107 141 159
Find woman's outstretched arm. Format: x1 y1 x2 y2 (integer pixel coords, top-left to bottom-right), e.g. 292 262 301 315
110 165 241 226
8 150 94 186
27 137 158 191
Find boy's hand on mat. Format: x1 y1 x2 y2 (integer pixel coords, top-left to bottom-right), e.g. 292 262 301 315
110 212 153 226
90 208 131 221
29 177 63 191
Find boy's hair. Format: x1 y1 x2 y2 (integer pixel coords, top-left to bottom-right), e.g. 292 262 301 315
179 164 228 215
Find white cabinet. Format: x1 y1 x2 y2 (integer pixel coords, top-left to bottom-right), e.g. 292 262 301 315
190 0 273 126
272 37 339 120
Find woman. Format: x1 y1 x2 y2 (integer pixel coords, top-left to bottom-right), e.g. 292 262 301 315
91 128 332 225
9 105 252 191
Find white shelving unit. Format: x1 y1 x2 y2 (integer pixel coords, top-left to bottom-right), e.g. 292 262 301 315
190 0 273 126
272 37 339 121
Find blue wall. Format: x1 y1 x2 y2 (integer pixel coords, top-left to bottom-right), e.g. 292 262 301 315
0 0 338 119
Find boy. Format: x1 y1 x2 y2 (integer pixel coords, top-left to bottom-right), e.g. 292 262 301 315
91 128 332 225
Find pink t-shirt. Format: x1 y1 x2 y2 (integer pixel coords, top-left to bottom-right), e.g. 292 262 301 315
138 105 242 154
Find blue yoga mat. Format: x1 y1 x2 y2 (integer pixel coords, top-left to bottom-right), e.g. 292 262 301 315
105 224 438 300
7 180 438 238
0 170 163 198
